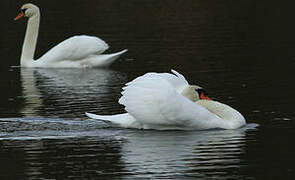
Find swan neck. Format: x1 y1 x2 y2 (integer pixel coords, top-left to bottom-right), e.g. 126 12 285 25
196 100 246 129
196 101 231 119
21 13 40 66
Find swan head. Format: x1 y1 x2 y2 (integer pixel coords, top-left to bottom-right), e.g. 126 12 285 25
15 3 40 20
182 85 211 102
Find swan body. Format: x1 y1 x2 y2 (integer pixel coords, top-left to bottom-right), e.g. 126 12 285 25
15 3 127 68
86 70 246 130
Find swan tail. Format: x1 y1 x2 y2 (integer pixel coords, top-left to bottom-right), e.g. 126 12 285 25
85 112 115 121
111 49 128 56
95 49 127 57
85 112 141 128
89 49 128 67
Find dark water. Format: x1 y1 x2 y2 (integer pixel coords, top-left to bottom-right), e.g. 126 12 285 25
1 0 295 179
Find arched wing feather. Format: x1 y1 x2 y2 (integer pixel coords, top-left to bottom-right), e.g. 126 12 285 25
39 35 109 62
155 69 189 93
119 71 221 129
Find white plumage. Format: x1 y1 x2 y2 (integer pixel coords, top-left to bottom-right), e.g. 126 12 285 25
39 35 109 62
16 3 127 68
86 70 246 130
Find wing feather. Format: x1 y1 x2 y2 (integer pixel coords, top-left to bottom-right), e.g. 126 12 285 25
39 35 109 62
155 69 189 93
118 71 222 129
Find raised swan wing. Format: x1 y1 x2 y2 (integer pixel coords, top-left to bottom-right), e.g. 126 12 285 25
118 70 222 130
155 69 189 93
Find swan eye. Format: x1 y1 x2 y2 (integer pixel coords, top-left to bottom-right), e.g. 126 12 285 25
195 88 209 96
21 8 28 14
19 8 28 14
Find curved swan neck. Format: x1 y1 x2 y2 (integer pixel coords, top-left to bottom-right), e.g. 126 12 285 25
196 100 234 118
21 12 40 66
196 100 246 129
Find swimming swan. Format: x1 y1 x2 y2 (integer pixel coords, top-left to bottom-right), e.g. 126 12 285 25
86 70 246 130
15 3 127 68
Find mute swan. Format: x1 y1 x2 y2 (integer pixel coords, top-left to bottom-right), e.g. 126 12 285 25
15 3 127 68
86 70 246 130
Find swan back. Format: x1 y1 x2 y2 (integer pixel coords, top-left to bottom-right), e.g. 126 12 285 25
38 35 109 63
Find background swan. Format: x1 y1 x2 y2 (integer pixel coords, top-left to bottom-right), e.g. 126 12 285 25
86 70 246 130
15 3 127 68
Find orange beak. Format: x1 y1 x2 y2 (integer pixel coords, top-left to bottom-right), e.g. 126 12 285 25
200 92 211 100
14 11 24 20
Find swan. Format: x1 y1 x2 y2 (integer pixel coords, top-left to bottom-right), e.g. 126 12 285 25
14 3 127 68
86 70 246 130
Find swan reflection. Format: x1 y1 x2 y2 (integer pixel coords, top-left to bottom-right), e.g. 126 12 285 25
20 68 126 118
120 125 256 178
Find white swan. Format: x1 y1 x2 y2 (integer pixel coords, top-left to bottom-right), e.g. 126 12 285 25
15 3 127 68
86 70 246 130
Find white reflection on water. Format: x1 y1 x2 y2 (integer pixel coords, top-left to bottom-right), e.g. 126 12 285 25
120 124 257 179
20 68 126 118
20 69 42 116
